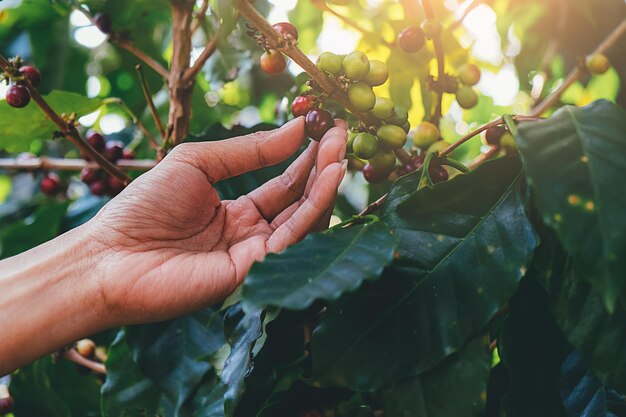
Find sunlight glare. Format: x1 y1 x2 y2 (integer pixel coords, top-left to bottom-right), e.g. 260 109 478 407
86 76 101 98
74 26 107 48
99 114 126 134
78 110 101 127
70 10 92 27
318 15 360 55
463 5 502 65
479 64 519 106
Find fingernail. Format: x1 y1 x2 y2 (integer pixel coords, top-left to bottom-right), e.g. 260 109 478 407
338 160 348 186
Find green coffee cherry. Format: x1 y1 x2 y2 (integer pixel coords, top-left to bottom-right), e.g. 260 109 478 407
377 124 407 149
456 86 478 109
346 132 358 153
500 132 517 154
353 133 379 159
458 64 481 86
413 121 440 149
371 97 395 119
368 148 396 172
317 52 343 75
427 140 451 154
384 106 408 126
364 59 389 86
586 53 610 75
347 82 376 112
342 51 370 81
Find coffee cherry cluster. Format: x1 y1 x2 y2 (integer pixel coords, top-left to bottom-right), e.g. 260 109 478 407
3 61 41 108
259 22 298 75
80 132 133 197
484 125 517 155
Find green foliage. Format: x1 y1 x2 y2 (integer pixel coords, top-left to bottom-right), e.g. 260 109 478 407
242 220 399 311
515 100 626 311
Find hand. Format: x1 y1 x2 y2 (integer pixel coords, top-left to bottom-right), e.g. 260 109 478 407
91 117 347 324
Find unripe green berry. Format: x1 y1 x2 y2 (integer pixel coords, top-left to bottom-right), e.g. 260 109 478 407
368 148 396 172
458 63 481 86
586 53 610 75
371 97 395 119
384 106 408 126
377 124 407 149
420 19 442 39
413 121 440 149
500 132 517 154
456 86 478 109
347 82 376 112
346 132 358 153
342 51 370 81
317 52 343 75
364 60 389 86
427 140 451 155
353 133 379 159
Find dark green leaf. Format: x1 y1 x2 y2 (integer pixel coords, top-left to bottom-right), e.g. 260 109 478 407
560 351 626 417
101 330 163 417
516 100 626 310
0 201 69 259
125 311 225 416
383 335 491 417
311 158 538 390
0 91 103 152
242 221 399 311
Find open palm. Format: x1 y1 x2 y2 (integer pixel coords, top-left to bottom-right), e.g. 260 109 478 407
91 117 347 324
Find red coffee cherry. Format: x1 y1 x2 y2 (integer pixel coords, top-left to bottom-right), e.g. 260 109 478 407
272 22 298 40
94 13 112 34
107 176 126 196
40 173 63 196
6 84 31 108
291 95 316 118
122 149 136 160
260 50 287 75
305 109 334 141
19 65 41 86
484 125 506 147
363 162 391 183
104 140 124 162
80 168 99 185
90 179 108 196
87 132 106 152
398 26 425 53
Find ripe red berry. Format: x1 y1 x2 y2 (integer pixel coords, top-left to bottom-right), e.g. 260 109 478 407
398 26 425 53
80 168 99 185
5 84 31 108
484 125 506 147
19 65 41 86
305 109 334 141
87 132 106 152
363 163 390 183
291 95 316 118
40 173 63 196
104 140 124 162
272 22 298 40
122 149 135 160
107 176 126 196
90 179 108 196
94 13 112 34
429 164 449 183
260 50 287 75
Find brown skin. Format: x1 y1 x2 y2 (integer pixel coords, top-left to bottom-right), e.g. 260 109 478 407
0 117 347 375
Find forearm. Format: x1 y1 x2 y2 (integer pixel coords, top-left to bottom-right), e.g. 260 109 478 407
0 223 108 376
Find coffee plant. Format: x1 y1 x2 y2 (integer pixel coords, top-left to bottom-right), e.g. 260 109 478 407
0 0 625 416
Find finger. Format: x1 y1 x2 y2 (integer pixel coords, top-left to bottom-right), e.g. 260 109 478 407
247 140 318 220
267 161 347 253
334 118 348 129
170 117 306 183
315 124 348 176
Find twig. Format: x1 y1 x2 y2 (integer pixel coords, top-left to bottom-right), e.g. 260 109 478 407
236 0 413 162
108 98 161 152
448 0 480 32
421 0 446 125
359 193 387 216
0 55 131 184
310 0 394 48
438 115 541 158
71 3 169 80
64 348 107 375
468 145 499 169
135 65 166 140
531 18 626 116
183 32 221 83
0 157 157 171
191 0 210 35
